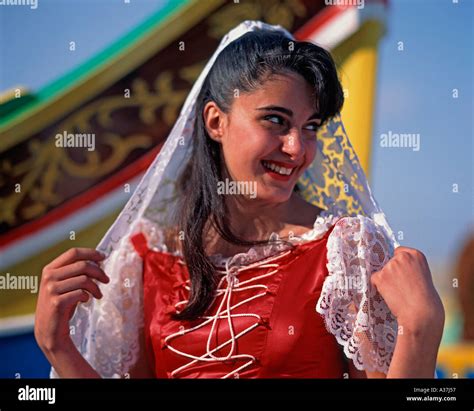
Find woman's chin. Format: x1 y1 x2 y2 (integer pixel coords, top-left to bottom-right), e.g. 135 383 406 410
257 187 293 204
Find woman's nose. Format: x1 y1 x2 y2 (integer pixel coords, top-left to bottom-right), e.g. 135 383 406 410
281 129 304 159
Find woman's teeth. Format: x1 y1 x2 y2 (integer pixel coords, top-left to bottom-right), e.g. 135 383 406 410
262 160 294 176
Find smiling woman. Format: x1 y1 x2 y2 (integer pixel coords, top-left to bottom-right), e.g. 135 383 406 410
173 28 343 321
36 21 444 380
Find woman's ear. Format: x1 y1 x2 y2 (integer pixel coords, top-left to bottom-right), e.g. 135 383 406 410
203 101 227 143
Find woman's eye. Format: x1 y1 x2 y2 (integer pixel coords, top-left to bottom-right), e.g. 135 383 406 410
304 123 320 132
265 115 285 125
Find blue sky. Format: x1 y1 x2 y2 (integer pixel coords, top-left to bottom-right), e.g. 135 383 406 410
1 0 472 267
371 0 473 266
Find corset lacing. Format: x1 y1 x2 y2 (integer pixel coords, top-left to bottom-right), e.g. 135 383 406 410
163 249 293 378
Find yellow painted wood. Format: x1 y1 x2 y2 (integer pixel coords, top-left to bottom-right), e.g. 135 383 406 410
332 20 385 176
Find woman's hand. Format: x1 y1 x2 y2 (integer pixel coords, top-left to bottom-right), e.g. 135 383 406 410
370 246 445 378
370 246 445 333
34 248 109 355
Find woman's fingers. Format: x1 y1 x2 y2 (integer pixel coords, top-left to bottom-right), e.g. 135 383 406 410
47 248 105 270
53 260 110 284
54 275 103 299
51 289 92 320
35 248 110 355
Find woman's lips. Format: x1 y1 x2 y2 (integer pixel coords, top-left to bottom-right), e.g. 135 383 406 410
261 160 297 182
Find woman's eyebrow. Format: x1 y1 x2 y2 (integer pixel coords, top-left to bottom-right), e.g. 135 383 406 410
256 105 321 122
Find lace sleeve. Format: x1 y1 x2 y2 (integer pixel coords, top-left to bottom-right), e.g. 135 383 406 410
316 215 398 374
50 226 145 379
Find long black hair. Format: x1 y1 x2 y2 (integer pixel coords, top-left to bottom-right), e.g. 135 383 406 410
172 29 344 322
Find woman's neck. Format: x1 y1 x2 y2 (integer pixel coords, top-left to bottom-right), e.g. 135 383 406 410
203 192 322 257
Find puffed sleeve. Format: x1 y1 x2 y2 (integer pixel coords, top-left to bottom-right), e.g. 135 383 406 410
316 215 398 374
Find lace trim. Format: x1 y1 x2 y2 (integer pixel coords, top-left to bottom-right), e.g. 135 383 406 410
51 228 144 378
316 215 398 374
140 209 340 269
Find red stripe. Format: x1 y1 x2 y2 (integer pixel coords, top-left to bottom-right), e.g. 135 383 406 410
0 144 162 248
295 4 349 40
295 0 388 40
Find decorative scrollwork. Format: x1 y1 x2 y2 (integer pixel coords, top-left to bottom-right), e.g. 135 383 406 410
207 0 307 39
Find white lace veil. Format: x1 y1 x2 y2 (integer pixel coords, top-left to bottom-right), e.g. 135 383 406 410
50 20 399 378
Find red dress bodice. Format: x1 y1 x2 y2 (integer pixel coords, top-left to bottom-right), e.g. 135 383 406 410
130 224 347 379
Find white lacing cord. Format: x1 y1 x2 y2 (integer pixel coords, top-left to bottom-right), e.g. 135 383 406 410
164 249 293 378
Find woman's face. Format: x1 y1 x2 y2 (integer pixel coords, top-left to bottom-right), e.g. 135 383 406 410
204 71 321 204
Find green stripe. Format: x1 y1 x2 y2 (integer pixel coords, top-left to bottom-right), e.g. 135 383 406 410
0 0 190 125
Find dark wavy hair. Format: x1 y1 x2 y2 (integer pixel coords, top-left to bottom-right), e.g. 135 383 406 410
172 29 344 321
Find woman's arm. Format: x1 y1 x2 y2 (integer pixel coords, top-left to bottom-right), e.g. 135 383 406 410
322 216 444 378
386 313 444 378
320 217 444 378
45 340 101 378
46 333 155 378
35 247 109 378
349 315 444 379
36 246 152 378
370 246 445 378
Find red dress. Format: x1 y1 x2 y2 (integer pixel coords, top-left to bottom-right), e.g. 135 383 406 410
130 224 347 379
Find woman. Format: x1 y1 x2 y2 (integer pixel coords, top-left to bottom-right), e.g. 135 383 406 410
34 21 444 379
